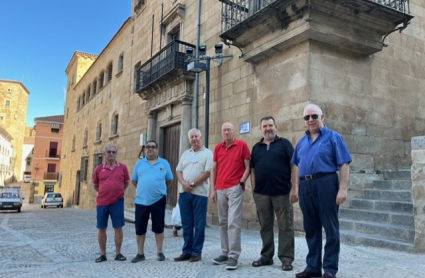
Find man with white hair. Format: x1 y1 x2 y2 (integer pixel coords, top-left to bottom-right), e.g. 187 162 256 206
291 104 351 278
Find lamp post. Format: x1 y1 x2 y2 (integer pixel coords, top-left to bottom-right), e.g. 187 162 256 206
187 44 232 148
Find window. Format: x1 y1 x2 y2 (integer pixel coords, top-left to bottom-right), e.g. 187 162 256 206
26 158 31 166
51 123 60 133
93 153 103 169
96 122 102 141
49 142 58 157
92 79 97 95
88 85 92 99
107 62 113 82
118 53 124 73
82 92 86 105
111 113 119 136
77 97 80 110
5 99 11 106
86 88 90 102
134 0 146 12
80 157 89 182
99 72 104 89
71 135 76 151
83 129 88 147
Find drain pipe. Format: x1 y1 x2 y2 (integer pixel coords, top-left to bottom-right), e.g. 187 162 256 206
194 0 201 128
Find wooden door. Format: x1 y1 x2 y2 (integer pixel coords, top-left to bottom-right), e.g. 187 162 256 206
163 124 180 208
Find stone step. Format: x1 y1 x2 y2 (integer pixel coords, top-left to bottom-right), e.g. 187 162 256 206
350 198 413 213
339 208 414 227
339 219 415 242
372 180 412 190
340 229 414 252
363 189 412 201
383 170 411 181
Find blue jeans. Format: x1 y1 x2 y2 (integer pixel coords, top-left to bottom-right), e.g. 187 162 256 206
179 192 208 255
299 173 339 275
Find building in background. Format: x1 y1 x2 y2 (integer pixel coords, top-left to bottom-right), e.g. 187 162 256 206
21 126 36 182
0 79 29 182
32 115 64 201
60 0 425 251
0 126 13 186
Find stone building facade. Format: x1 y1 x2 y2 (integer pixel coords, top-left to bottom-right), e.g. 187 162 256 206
61 0 424 250
0 126 13 186
0 79 29 182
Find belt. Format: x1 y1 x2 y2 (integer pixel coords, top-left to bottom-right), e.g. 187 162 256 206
299 172 336 181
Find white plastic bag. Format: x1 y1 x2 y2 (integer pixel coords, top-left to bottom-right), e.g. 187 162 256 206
172 204 181 226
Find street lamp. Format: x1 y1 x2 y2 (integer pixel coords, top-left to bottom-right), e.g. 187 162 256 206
186 44 232 147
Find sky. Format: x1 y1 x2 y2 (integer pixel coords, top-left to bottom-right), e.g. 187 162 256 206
0 0 131 126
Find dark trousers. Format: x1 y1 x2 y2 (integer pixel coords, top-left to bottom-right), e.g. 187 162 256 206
299 173 340 275
253 192 294 262
179 192 208 255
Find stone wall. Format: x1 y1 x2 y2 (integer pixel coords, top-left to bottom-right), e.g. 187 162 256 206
411 136 425 252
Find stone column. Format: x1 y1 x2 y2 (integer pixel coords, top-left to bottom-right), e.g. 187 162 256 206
147 111 157 141
180 98 192 156
411 136 425 253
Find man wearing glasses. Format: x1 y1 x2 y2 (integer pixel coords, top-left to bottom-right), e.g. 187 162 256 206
210 122 250 270
130 140 173 263
93 144 130 263
290 104 351 278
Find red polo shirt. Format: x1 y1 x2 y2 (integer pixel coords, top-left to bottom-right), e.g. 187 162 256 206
213 138 250 189
92 161 130 206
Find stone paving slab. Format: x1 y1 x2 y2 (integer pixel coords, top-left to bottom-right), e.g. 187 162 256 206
1 204 424 278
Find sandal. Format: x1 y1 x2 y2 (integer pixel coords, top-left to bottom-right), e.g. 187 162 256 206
252 258 273 267
115 253 127 261
95 255 107 263
282 261 293 271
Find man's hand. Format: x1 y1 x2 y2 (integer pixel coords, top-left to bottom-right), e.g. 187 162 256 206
182 181 193 192
289 187 298 203
209 190 216 203
336 188 347 205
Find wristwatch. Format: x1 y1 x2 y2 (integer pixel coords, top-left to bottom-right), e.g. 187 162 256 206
190 181 195 187
239 181 244 187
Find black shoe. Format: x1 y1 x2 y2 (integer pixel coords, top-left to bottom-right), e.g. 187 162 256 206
95 255 107 263
174 252 191 262
189 254 202 262
296 269 322 278
131 254 145 263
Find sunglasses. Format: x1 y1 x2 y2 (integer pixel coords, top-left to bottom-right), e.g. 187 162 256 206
106 151 116 154
146 145 157 149
303 114 319 121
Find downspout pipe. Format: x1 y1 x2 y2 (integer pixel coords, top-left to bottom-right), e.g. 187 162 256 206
194 0 201 129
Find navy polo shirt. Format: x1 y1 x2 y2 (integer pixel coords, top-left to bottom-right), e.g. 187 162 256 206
250 136 294 195
291 126 352 177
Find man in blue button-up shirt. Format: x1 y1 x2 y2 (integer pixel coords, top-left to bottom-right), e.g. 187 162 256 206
290 104 351 278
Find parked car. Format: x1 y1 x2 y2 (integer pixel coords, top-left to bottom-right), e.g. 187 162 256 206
23 174 31 183
0 187 24 212
41 193 63 208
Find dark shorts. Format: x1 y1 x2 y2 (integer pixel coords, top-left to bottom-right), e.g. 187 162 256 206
96 197 125 229
135 195 166 235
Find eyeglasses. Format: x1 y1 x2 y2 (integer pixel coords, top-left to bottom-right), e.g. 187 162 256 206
303 114 319 121
106 151 116 154
146 145 157 149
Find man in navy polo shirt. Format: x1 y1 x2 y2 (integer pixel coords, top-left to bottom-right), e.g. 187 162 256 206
291 104 351 278
130 140 173 263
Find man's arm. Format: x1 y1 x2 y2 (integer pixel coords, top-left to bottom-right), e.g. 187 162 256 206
166 179 172 189
209 161 217 202
336 163 350 205
289 164 299 203
240 158 250 183
176 171 192 192
131 180 137 187
124 181 130 190
250 168 256 192
93 184 99 192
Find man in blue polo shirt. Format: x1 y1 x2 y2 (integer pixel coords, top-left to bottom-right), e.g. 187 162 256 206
290 104 351 278
130 140 173 263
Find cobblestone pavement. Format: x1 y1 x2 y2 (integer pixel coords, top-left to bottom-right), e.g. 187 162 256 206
1 202 425 278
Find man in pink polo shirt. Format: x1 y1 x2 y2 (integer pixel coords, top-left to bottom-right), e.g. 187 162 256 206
210 122 250 270
92 144 130 263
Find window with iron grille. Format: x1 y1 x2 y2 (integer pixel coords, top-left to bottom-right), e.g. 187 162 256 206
96 122 102 141
107 62 113 82
99 72 104 89
80 157 89 182
111 113 119 136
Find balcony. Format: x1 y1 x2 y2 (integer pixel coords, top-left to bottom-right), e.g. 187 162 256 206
45 150 61 159
219 0 414 62
43 172 59 181
134 39 196 100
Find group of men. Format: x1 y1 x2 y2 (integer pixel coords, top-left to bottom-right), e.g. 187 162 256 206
92 103 351 278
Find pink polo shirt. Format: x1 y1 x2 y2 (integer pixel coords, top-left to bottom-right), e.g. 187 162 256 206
92 161 130 206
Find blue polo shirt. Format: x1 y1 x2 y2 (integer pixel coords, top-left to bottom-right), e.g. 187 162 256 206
291 126 351 177
131 156 173 206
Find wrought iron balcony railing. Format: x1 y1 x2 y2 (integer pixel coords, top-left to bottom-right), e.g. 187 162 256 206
219 0 411 34
135 39 196 93
43 172 59 180
45 150 61 159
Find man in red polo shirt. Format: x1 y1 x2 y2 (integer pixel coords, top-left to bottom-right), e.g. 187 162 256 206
92 144 130 263
210 122 250 270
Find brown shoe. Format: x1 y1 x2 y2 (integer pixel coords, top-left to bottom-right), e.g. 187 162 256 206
189 254 202 262
174 252 191 262
296 269 322 278
322 273 336 278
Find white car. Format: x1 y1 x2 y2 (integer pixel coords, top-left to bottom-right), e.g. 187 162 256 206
41 193 63 208
0 187 24 212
